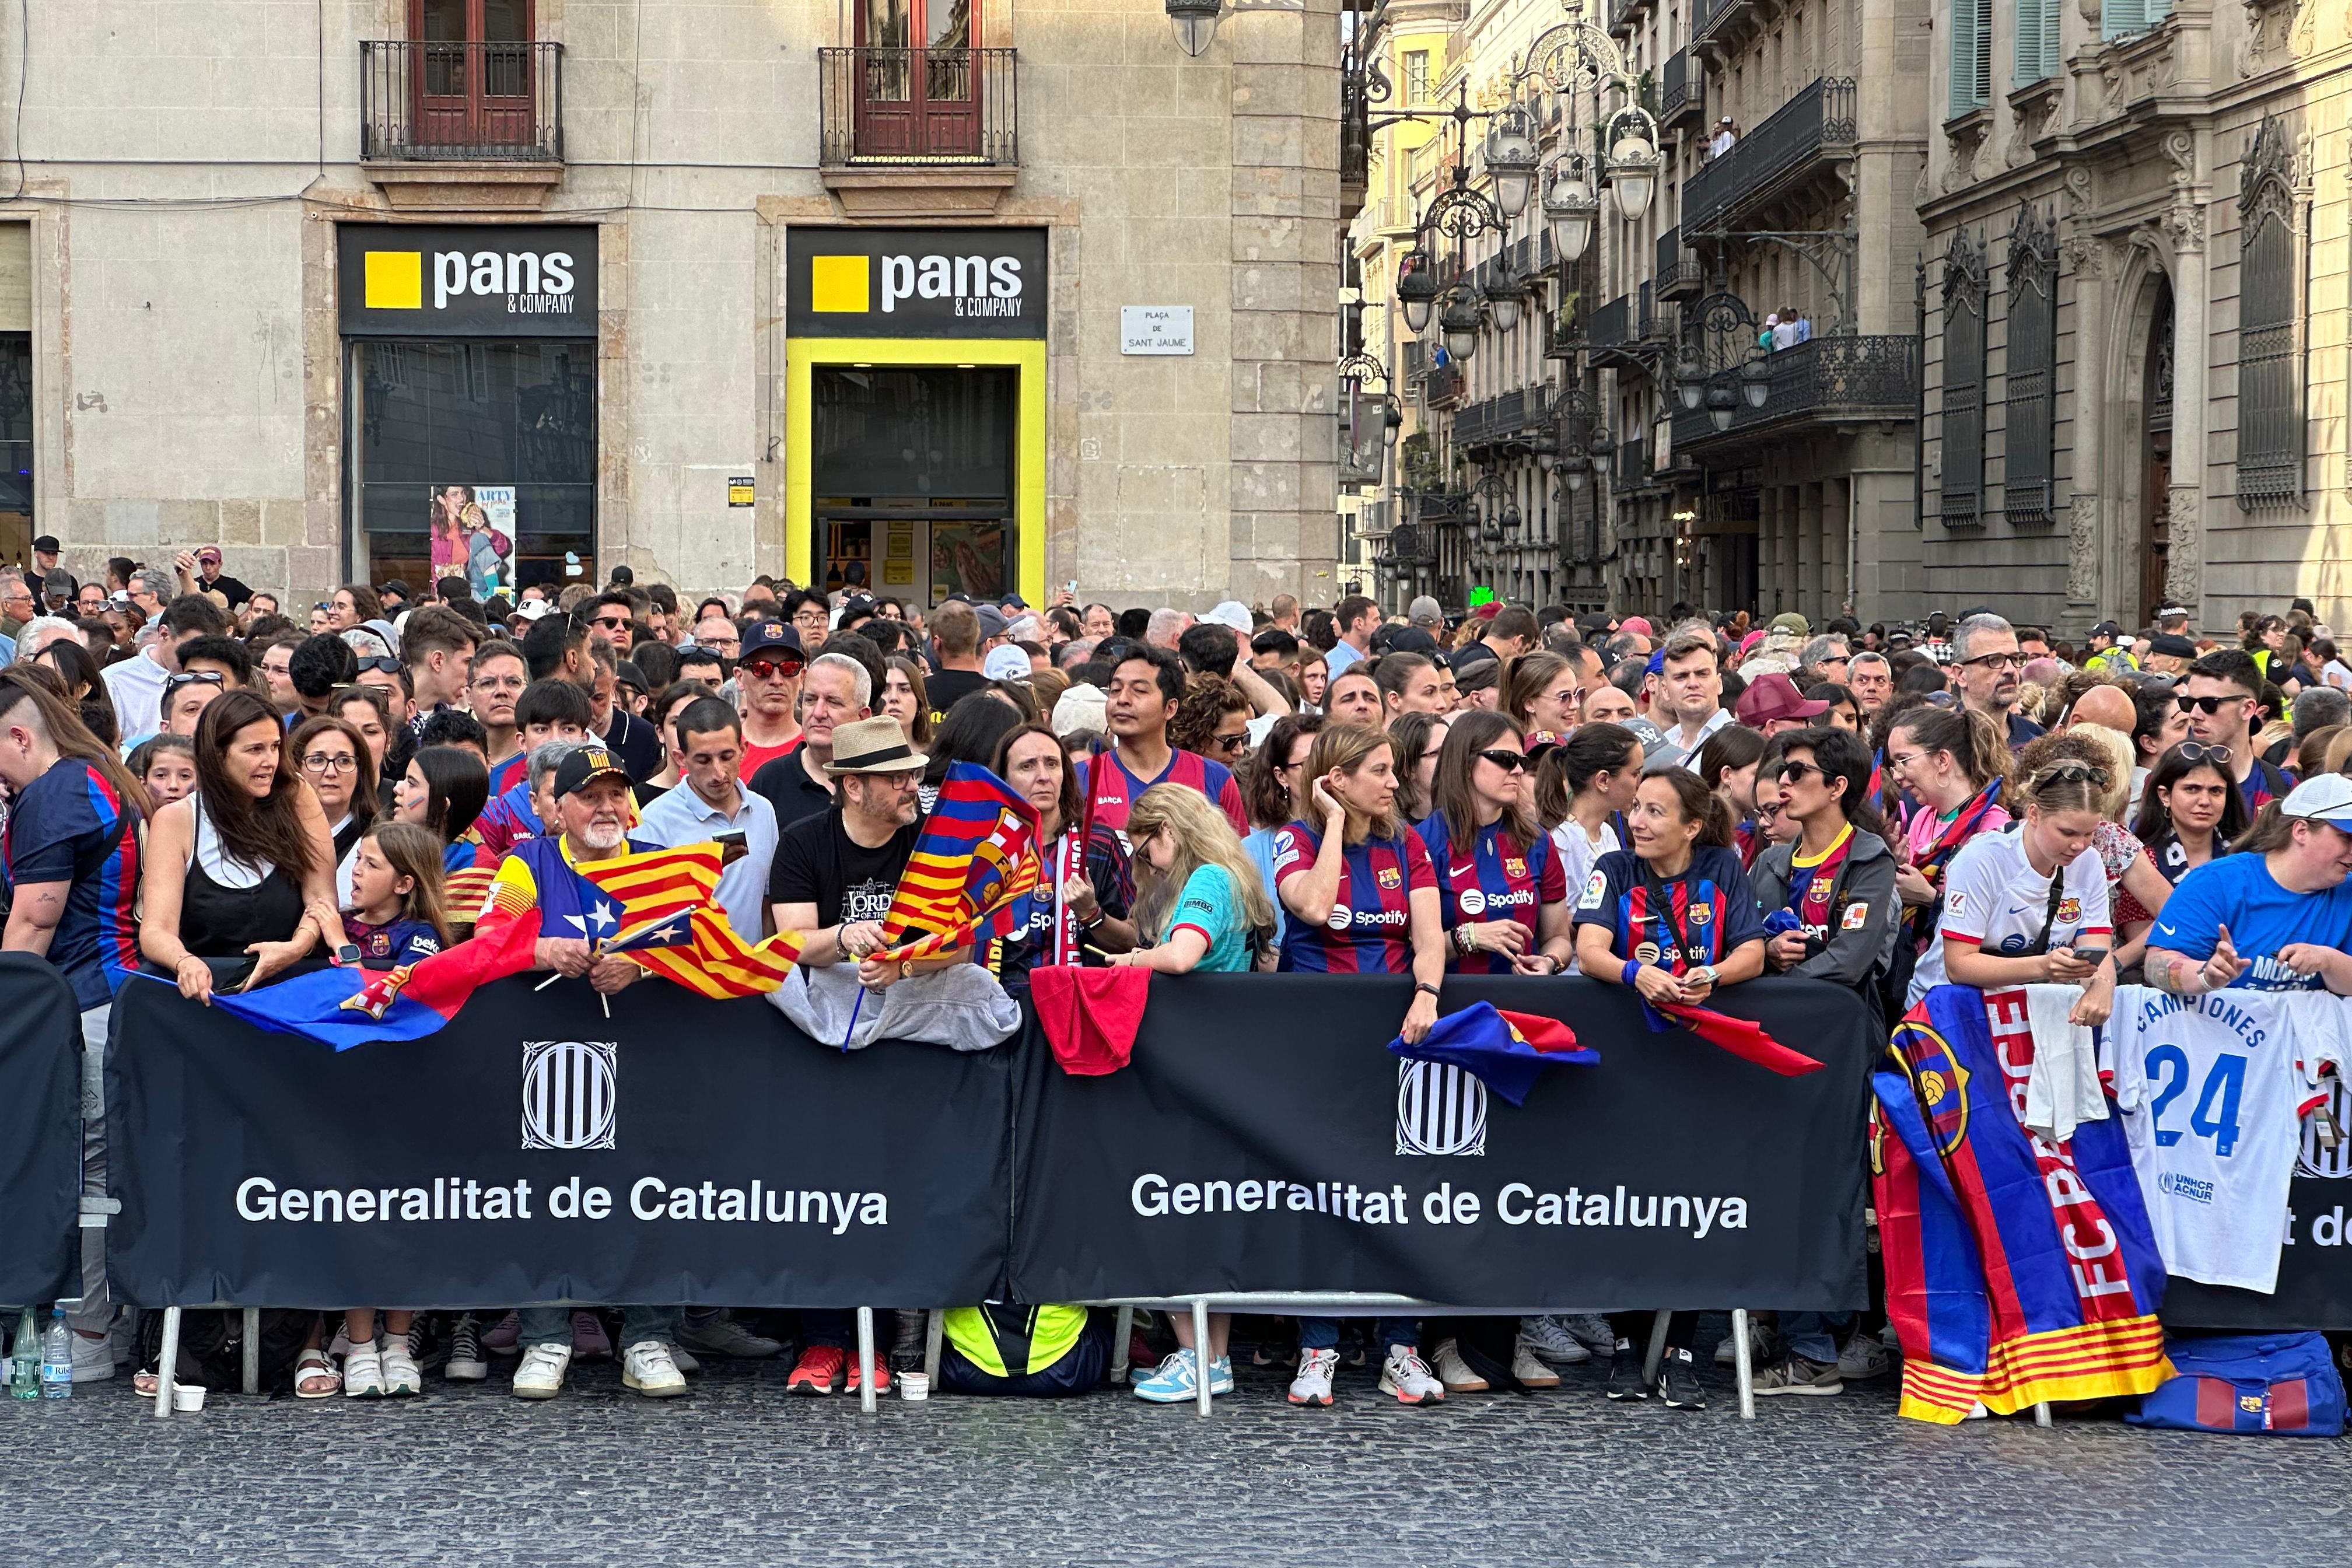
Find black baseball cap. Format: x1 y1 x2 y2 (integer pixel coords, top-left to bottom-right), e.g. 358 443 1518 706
31 536 57 554
2090 620 2123 638
553 745 632 799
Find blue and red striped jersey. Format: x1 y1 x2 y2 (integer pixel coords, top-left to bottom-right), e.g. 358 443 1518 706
1414 813 1567 974
1271 820 1435 974
1570 845 1766 977
0 760 141 1010
1083 747 1249 838
487 750 530 802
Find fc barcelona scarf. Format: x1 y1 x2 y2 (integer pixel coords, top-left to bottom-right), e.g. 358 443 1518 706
1898 780 2003 952
1873 984 2173 1423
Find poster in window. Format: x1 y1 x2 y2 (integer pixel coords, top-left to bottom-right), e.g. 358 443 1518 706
429 484 516 600
929 521 1006 603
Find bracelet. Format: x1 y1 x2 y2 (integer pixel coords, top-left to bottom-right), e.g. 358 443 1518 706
1413 981 1441 999
1621 959 1642 988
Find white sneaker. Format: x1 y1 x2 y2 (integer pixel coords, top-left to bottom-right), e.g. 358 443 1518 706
1512 1338 1563 1390
1837 1332 1893 1381
1430 1338 1487 1394
380 1338 422 1397
69 1328 117 1383
674 1312 782 1359
621 1339 688 1398
1518 1315 1591 1365
1379 1344 1446 1405
1716 1318 1776 1367
342 1340 385 1399
1287 1346 1338 1406
512 1342 572 1399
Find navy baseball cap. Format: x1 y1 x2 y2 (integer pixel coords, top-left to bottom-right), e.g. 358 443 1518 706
738 621 806 668
554 745 632 799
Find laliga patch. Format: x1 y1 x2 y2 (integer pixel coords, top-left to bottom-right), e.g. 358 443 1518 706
1271 831 1300 870
1459 888 1486 915
1376 866 1402 891
2057 897 2081 923
1840 902 1870 930
1579 872 1607 909
1947 890 1966 916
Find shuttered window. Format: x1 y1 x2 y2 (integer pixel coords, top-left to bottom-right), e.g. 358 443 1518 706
1950 0 1992 115
2014 0 2061 85
2103 0 2174 42
1940 232 1988 528
2003 208 2057 526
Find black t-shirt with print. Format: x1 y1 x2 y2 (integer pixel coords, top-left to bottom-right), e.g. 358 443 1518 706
768 806 918 928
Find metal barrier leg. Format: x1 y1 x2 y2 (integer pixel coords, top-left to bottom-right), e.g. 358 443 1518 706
1642 1309 1671 1387
923 1309 943 1384
2034 1401 2053 1427
241 1307 261 1395
1191 1298 1212 1419
856 1307 877 1415
1731 1308 1755 1421
152 1306 181 1419
1111 1306 1135 1384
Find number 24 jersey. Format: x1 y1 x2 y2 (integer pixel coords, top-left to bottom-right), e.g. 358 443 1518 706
2104 986 2350 1293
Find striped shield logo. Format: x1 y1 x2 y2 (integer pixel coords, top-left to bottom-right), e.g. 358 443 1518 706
1395 1059 1486 1157
2299 1074 2352 1179
521 1041 618 1151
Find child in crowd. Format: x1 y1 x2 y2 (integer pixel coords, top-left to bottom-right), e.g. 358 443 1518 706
340 822 453 970
127 733 198 808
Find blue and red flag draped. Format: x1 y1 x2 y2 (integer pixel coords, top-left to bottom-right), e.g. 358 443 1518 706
1385 1003 1595 1106
878 761 1044 961
1873 983 2171 1422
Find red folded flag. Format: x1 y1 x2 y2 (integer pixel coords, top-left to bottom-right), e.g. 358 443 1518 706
1496 1009 1583 1055
1653 1000 1824 1076
1030 965 1152 1076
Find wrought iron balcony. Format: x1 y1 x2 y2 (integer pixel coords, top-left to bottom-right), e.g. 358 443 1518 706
1453 386 1549 450
1682 76 1855 230
1670 334 1919 458
1660 50 1702 132
1424 360 1465 407
818 47 1019 164
360 40 564 162
1656 226 1703 299
1382 522 1439 568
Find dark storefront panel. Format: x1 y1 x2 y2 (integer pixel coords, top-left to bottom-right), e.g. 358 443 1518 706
0 332 30 557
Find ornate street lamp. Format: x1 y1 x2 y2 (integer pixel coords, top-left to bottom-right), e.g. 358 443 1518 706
1440 286 1485 363
1603 107 1660 222
1166 0 1222 58
1485 253 1528 335
1542 160 1598 265
1482 105 1541 222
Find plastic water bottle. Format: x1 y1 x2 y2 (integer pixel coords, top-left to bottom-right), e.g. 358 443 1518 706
9 1308 37 1399
39 1307 72 1399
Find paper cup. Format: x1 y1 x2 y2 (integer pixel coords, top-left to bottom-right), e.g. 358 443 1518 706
172 1383 206 1412
897 1371 929 1401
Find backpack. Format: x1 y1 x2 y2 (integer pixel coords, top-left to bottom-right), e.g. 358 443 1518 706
2127 1333 2346 1436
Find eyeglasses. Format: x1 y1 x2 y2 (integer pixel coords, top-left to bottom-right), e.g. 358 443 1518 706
792 611 828 627
354 656 401 676
1958 652 2023 670
2175 694 2245 715
2173 741 2232 765
301 752 357 774
1476 748 1530 774
163 671 225 696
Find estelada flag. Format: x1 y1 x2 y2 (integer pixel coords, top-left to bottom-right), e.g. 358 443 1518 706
606 905 805 999
137 912 541 1051
1384 1002 1596 1106
878 761 1044 961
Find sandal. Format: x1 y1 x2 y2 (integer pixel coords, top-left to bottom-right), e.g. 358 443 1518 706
134 1368 170 1398
294 1348 341 1399
343 1340 384 1399
381 1338 422 1397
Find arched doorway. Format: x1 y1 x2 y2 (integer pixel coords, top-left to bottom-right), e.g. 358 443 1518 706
2108 257 2175 627
2139 288 2175 623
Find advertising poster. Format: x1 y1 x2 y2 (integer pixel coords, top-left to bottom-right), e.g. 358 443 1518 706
429 483 517 600
930 520 1006 602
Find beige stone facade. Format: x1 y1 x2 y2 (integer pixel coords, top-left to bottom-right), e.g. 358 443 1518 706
4 0 1345 610
1918 0 2351 632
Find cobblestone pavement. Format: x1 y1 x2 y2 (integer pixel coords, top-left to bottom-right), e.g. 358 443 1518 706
9 1346 2352 1567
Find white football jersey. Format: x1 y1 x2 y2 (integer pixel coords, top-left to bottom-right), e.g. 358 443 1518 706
2105 986 2349 1293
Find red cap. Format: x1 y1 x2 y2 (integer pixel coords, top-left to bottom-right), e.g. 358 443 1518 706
1735 671 1830 728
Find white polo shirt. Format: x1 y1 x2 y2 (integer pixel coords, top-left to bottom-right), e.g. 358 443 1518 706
635 779 780 942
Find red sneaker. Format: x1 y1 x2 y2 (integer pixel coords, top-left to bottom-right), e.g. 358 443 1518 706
845 1353 892 1396
786 1344 846 1396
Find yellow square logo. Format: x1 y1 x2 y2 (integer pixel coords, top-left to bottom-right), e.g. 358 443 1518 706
809 254 870 314
363 251 423 310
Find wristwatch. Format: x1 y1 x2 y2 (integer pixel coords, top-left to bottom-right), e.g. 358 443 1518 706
1688 965 1718 990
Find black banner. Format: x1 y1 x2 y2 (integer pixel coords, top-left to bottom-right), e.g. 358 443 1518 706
107 978 1012 1310
337 224 598 338
0 954 84 1306
786 227 1048 339
1007 975 1876 1311
2164 1178 2352 1330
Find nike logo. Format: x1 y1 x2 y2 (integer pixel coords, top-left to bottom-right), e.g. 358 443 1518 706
2157 924 2176 937
1450 862 1477 880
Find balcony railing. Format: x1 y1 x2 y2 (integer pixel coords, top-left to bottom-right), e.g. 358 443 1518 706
1682 76 1854 229
1660 50 1701 130
818 47 1019 165
360 40 564 162
1454 386 1548 448
1670 334 1919 455
1424 361 1465 406
1382 522 1439 568
1657 226 1703 298
1692 0 1751 50
1589 295 1631 349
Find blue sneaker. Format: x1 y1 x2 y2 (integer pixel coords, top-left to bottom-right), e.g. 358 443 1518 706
1132 1349 1234 1402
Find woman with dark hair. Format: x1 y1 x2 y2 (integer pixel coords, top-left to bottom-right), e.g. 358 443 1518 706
392 744 491 873
140 690 345 1002
921 690 1028 810
1238 712 1323 954
1882 702 2012 986
1695 724 1768 866
1896 661 1952 696
985 722 1136 985
1537 722 1644 957
32 638 118 749
1270 722 1447 1410
1385 710 1449 824
1573 766 1766 1408
289 715 377 898
881 656 933 750
1805 681 1863 732
1502 650 1580 737
2130 740 2246 887
1416 710 1572 977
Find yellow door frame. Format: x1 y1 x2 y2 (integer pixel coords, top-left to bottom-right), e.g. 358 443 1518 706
783 337 1046 607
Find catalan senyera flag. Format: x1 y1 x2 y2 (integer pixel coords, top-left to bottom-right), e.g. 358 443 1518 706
878 761 1044 962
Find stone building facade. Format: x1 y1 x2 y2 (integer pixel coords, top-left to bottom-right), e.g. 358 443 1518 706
1918 0 2351 632
4 0 1347 610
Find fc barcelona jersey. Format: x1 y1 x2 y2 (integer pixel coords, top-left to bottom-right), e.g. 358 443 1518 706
1415 813 1567 974
1571 845 1766 976
1083 747 1250 838
1271 820 1434 974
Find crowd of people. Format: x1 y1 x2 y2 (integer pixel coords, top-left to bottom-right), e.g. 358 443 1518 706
1 527 2343 1412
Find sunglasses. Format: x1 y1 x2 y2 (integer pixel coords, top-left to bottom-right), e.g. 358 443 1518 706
1212 732 1248 755
744 657 806 677
163 671 225 695
354 656 401 676
1476 748 1530 774
1775 760 1822 783
2175 694 2245 715
2173 741 2233 765
593 616 632 632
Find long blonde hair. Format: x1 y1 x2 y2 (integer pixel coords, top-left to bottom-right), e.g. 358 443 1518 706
1124 782 1275 946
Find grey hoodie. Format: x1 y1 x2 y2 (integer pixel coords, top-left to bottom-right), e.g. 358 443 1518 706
1748 825 1900 990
